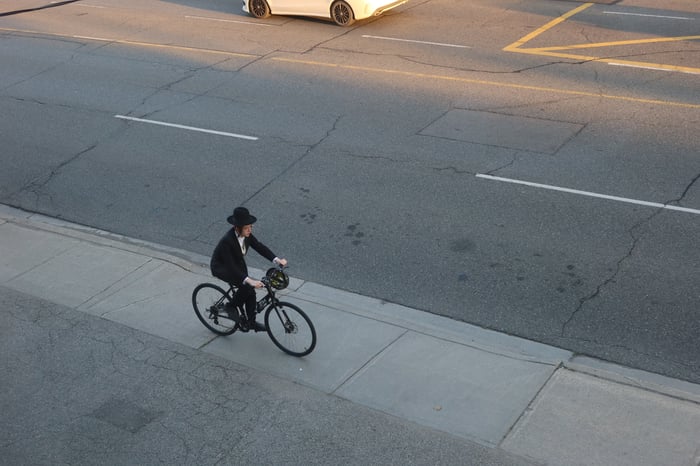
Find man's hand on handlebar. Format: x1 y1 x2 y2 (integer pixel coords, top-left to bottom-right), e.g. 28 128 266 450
244 277 265 288
274 257 288 267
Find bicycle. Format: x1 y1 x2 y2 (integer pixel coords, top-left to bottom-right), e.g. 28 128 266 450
192 267 316 357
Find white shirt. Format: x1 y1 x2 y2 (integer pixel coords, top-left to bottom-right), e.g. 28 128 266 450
236 234 246 255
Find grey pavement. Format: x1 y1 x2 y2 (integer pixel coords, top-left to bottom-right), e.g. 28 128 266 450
1 203 699 466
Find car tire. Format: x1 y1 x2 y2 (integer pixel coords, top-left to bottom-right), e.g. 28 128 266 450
249 0 271 19
331 0 355 26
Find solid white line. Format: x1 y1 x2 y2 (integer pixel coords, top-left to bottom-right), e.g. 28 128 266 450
607 62 700 75
362 35 471 49
603 11 694 21
185 15 273 27
475 174 700 215
115 115 258 141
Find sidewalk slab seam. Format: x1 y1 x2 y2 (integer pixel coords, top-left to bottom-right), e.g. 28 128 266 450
77 259 163 316
329 327 409 396
496 362 562 448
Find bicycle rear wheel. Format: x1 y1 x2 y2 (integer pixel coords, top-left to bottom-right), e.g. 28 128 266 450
192 283 238 335
265 302 316 357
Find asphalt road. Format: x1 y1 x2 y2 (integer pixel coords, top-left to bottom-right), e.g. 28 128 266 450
1 0 699 382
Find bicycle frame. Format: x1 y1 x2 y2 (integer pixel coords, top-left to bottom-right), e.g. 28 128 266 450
222 277 281 317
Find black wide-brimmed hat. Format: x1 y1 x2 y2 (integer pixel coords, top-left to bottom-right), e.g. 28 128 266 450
227 207 257 227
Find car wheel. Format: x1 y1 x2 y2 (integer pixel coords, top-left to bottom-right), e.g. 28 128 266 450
331 0 355 26
249 0 271 18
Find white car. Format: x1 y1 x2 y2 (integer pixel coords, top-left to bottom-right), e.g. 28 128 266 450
243 0 408 26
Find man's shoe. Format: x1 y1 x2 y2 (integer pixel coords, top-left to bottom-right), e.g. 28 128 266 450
250 321 266 333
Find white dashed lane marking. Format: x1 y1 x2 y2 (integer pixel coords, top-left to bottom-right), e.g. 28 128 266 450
115 116 258 141
476 174 700 216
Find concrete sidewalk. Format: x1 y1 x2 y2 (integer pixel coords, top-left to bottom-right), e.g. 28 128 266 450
1 204 699 466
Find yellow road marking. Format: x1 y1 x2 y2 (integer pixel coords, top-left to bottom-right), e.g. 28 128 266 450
533 35 700 51
271 57 700 108
504 3 700 75
508 47 700 75
0 27 257 58
2 26 698 107
503 3 594 51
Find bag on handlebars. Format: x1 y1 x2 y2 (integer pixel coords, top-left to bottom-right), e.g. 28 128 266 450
266 268 289 290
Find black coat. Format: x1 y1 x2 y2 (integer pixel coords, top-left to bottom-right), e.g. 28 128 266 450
210 228 276 286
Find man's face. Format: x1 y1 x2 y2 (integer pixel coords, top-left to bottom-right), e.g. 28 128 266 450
239 224 253 237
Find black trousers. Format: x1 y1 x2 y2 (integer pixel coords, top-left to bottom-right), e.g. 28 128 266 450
232 284 257 322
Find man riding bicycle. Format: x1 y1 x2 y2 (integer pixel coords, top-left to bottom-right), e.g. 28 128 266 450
210 206 287 332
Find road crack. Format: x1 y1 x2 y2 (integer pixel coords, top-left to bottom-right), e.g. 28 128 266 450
0 0 81 18
670 171 700 206
560 208 662 336
17 143 98 210
240 114 344 206
6 115 129 210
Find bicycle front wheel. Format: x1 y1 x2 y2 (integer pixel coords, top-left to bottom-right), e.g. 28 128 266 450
192 283 237 336
265 302 316 357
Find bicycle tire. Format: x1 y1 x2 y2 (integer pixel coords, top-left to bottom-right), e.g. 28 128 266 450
192 283 238 335
265 302 316 357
